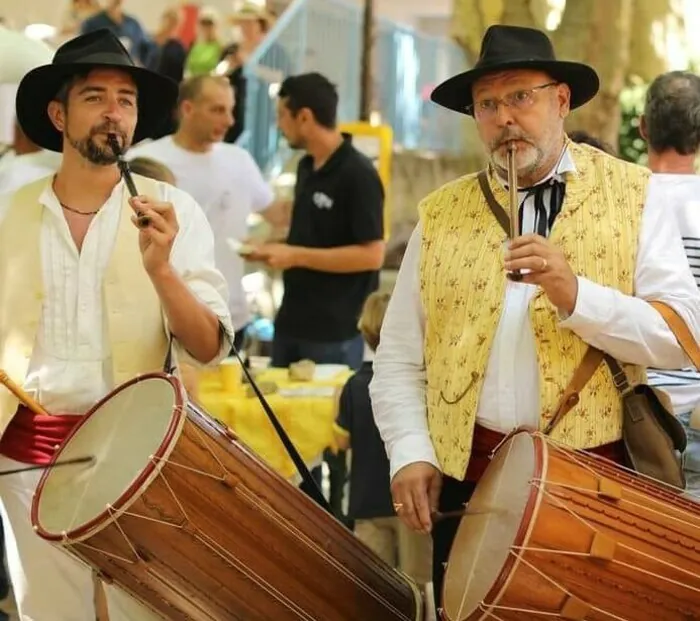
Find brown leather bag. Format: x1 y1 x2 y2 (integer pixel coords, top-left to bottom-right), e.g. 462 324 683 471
477 170 696 488
544 303 699 489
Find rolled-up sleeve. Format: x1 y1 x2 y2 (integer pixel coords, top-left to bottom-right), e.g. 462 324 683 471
560 174 700 368
164 185 234 367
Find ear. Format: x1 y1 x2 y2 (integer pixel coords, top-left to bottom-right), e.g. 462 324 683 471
298 107 313 125
639 115 648 140
557 83 571 118
47 100 65 133
180 100 194 118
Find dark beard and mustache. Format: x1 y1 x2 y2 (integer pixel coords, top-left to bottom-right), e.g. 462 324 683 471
67 123 129 165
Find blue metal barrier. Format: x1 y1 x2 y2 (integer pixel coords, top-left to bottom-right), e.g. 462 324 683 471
241 0 467 173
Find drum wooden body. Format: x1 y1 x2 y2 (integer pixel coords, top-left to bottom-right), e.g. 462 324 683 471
443 431 700 621
32 373 421 621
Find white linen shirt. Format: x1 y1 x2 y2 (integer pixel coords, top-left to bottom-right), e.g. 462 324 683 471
0 178 233 414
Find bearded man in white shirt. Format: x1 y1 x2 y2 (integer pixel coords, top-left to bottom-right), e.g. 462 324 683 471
369 25 700 610
0 29 233 620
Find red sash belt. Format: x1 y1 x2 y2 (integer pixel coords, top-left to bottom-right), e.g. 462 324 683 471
0 405 82 465
466 424 626 482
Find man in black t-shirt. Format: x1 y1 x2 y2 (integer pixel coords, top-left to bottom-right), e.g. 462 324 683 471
253 73 385 370
251 73 385 517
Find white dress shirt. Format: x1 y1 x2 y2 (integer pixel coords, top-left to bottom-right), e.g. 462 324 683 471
0 179 233 414
370 163 700 479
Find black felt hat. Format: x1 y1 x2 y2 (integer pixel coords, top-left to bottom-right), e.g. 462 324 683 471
431 25 599 115
16 29 178 152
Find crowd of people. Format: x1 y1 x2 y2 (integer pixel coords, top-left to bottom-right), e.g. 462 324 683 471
0 7 698 620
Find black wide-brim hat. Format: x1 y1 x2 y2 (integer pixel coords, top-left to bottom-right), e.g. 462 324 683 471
431 25 600 115
16 29 178 152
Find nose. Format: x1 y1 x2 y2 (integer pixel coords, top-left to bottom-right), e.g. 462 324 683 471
102 95 124 124
493 102 516 128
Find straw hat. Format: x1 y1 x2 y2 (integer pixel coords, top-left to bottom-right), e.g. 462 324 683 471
230 1 275 26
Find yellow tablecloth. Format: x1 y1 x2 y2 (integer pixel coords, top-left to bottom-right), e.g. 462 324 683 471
196 366 352 480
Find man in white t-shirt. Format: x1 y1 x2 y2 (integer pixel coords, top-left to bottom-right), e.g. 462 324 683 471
129 75 288 349
0 122 62 194
641 70 700 495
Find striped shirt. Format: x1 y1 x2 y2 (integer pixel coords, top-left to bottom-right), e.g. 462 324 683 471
647 176 700 414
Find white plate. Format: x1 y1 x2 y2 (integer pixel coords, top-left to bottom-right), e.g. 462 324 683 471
312 364 349 381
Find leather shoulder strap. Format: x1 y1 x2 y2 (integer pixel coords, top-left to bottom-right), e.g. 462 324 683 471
477 170 510 236
650 301 700 371
543 347 604 435
545 300 700 435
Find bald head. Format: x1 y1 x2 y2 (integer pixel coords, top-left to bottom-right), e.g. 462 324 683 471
177 75 234 147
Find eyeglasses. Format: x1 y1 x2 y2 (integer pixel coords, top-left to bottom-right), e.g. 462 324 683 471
466 82 560 119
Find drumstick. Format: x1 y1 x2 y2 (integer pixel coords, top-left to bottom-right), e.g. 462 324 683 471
0 370 50 417
0 456 94 477
106 133 150 228
506 141 523 282
431 507 503 523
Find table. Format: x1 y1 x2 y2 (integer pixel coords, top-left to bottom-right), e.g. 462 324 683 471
194 363 352 481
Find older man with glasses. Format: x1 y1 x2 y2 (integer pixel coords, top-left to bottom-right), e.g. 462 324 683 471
369 24 700 611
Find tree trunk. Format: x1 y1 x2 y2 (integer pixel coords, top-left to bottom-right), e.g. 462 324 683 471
359 0 375 121
450 0 504 60
628 0 683 81
501 0 537 28
552 0 634 146
450 0 689 154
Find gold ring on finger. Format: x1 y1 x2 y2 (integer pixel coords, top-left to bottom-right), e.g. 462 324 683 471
540 257 548 271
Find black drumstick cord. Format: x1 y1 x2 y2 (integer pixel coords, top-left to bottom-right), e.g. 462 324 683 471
0 455 94 477
230 346 333 515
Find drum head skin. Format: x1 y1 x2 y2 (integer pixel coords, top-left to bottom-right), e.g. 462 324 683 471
32 374 186 541
443 431 544 621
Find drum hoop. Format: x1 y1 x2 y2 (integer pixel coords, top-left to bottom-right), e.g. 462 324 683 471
464 430 549 620
31 372 187 543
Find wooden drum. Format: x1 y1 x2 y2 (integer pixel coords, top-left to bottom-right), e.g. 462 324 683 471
31 373 422 621
442 430 700 621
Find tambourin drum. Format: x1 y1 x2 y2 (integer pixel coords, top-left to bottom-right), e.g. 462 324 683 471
31 373 422 621
442 430 700 621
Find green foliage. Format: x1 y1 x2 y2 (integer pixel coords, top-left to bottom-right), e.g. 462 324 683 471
618 76 648 165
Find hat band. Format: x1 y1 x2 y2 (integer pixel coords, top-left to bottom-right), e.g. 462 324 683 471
56 52 136 68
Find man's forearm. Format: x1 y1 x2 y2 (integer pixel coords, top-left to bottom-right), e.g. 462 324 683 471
149 265 222 363
560 277 697 369
295 241 385 273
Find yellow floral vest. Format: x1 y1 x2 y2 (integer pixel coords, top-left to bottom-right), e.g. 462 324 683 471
419 142 649 479
0 175 169 436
